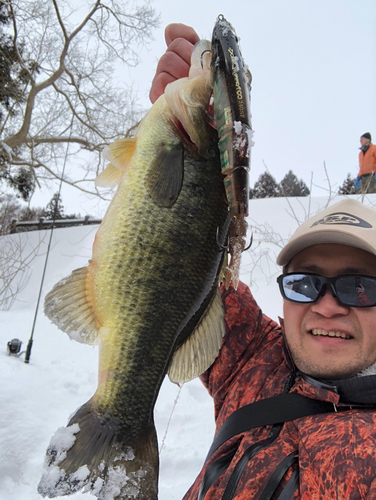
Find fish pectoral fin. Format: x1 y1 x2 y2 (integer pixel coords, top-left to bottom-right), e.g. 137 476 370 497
146 144 184 208
44 266 99 345
95 137 137 188
168 287 225 383
95 163 125 188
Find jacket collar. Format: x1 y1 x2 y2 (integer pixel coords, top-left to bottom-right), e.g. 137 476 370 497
319 374 376 406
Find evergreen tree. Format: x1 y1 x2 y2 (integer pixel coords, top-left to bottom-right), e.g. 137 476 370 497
44 193 64 220
0 4 36 199
278 170 310 197
4 167 34 201
338 173 357 195
0 2 39 119
251 172 280 198
63 212 81 220
0 4 24 120
43 193 81 221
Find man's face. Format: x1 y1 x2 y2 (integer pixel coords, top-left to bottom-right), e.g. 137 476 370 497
283 243 376 379
360 137 371 147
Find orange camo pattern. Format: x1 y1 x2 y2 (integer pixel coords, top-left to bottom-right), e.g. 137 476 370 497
183 282 376 500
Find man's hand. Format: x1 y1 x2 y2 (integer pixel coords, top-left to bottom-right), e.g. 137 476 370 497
149 23 200 104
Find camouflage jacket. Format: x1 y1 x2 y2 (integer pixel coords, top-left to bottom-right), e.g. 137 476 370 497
183 282 376 500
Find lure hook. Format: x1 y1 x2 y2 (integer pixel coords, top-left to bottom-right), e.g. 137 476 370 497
216 226 228 252
201 49 212 69
243 232 253 252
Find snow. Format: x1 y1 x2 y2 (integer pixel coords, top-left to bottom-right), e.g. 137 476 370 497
0 194 374 500
44 424 80 465
233 121 242 135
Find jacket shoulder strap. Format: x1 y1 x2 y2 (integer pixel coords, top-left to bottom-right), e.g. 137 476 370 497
205 393 334 461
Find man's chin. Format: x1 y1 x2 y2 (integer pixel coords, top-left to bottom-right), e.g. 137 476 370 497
295 361 360 381
288 345 376 380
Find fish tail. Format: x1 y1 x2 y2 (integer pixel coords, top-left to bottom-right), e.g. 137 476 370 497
38 399 159 499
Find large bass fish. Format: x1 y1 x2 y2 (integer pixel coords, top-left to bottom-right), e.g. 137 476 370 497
38 16 251 500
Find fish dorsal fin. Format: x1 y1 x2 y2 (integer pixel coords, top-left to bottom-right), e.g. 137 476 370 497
146 144 184 208
44 265 100 345
168 287 225 383
95 163 124 188
95 138 136 188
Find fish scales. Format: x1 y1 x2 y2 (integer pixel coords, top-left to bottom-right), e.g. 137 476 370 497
39 39 231 500
91 101 228 433
100 213 225 413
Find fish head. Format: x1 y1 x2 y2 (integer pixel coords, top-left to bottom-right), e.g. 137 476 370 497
164 39 216 158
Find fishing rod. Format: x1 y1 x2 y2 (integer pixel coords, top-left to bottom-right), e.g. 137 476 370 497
24 116 74 364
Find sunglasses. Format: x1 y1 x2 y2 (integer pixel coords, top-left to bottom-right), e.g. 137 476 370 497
277 272 376 308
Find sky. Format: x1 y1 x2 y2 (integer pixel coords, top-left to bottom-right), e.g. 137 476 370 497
29 0 376 217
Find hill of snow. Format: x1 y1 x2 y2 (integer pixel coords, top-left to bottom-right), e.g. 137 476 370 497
0 194 373 500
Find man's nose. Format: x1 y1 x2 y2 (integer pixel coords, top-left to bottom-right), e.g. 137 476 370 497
311 284 349 316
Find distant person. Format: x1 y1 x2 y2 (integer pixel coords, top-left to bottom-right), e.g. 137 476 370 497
355 132 376 193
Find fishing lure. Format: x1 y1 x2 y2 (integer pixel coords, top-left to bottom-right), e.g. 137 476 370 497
211 15 253 288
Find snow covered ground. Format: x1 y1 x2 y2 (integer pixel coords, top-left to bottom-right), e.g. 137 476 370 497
0 194 373 500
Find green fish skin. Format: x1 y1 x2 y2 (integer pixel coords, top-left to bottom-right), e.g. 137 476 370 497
39 40 230 499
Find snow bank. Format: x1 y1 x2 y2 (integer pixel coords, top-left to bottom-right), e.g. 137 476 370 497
0 194 372 500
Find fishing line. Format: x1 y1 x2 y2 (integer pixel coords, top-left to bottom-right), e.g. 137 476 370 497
159 383 184 454
25 114 74 363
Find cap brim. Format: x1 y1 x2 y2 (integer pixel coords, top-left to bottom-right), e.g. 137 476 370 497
276 229 376 267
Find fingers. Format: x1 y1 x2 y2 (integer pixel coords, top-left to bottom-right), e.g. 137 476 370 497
149 71 177 104
149 51 191 104
164 23 200 46
149 23 200 104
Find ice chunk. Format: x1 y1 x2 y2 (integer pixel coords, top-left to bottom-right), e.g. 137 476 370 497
233 121 242 135
38 424 81 497
45 423 80 465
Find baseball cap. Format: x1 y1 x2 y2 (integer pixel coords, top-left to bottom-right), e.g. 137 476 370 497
276 199 376 266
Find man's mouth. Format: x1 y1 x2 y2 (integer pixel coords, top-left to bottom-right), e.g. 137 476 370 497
310 329 352 340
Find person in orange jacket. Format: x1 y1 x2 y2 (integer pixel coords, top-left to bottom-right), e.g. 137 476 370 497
150 25 376 500
355 132 376 193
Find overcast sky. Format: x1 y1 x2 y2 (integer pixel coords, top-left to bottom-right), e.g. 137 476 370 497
32 0 376 216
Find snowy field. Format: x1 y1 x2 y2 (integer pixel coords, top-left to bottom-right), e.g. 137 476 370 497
0 194 374 500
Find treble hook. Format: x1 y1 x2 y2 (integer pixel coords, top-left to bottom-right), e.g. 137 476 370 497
243 232 253 252
216 226 228 252
201 49 212 69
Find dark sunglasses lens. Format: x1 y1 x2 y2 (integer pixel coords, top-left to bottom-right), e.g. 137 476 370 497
282 274 322 303
336 276 376 307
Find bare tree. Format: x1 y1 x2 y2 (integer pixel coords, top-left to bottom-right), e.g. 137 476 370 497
0 192 21 234
0 231 45 309
0 0 159 198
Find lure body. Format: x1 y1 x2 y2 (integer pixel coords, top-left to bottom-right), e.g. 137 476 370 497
211 15 253 287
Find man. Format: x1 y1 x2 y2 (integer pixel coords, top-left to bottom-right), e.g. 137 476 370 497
355 132 376 193
151 25 376 499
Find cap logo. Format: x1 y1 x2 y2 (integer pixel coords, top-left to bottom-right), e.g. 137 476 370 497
311 211 372 228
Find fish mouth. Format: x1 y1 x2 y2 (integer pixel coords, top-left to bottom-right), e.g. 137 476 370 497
310 328 352 340
172 117 196 147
